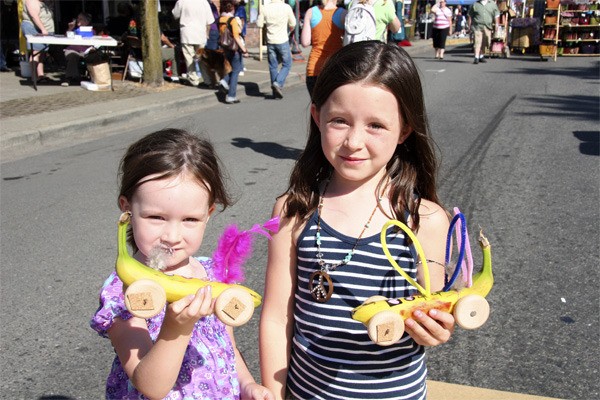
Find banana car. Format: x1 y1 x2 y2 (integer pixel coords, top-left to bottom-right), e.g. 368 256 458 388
115 212 262 327
351 220 493 346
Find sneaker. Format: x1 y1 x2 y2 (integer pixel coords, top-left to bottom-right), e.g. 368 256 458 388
170 76 180 82
272 84 283 99
473 58 479 64
225 96 240 104
238 71 244 76
479 57 487 63
219 78 229 91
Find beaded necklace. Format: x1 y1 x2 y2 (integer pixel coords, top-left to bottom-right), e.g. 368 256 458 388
309 181 381 303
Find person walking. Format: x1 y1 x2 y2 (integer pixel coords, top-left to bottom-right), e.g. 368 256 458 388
468 0 500 64
431 0 452 59
172 0 215 86
256 0 296 99
218 0 249 104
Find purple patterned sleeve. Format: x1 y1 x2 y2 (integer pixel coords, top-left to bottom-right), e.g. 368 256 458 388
90 271 133 338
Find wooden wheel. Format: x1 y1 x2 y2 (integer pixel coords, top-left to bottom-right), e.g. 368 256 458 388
454 294 490 330
367 311 404 346
124 279 166 319
215 287 254 327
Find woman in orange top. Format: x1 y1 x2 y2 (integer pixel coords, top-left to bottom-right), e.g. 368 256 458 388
301 0 346 95
218 0 248 104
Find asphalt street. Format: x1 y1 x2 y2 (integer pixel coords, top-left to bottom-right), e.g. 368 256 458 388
1 46 598 400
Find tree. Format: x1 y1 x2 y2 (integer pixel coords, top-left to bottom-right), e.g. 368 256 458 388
141 0 163 86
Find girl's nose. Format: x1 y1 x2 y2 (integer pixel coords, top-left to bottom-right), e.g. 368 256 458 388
344 127 365 150
161 222 182 244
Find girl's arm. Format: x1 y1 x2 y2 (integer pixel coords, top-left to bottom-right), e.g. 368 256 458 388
108 287 214 399
260 197 298 400
228 325 274 400
405 200 455 346
300 7 313 47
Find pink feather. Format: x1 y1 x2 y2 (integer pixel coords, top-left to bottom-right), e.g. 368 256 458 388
212 217 280 283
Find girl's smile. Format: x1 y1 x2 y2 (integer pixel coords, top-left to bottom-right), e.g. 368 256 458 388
311 82 411 185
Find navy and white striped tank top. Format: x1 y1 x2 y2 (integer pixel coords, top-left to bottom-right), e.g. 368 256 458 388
287 211 427 400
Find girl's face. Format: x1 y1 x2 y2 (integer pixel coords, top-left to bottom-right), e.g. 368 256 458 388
311 82 411 186
119 172 215 272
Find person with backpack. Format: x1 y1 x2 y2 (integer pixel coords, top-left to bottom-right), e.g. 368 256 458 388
218 0 248 104
300 0 346 95
343 0 401 45
256 0 297 99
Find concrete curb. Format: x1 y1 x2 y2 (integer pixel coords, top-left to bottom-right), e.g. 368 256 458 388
1 39 459 157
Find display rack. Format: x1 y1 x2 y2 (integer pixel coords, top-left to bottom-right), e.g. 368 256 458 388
558 1 600 56
540 1 561 60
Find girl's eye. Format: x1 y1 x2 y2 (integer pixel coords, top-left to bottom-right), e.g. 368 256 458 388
183 218 200 223
330 118 347 126
148 215 164 220
369 122 385 130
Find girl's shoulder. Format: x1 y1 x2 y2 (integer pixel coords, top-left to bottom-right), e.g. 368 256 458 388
417 199 450 233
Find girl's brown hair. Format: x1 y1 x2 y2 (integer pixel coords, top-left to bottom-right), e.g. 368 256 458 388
283 41 440 230
119 128 232 249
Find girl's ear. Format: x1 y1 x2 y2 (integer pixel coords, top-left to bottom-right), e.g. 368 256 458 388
310 103 320 126
208 204 216 219
118 196 130 212
398 124 413 145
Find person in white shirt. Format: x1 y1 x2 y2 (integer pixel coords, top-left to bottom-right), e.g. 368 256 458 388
256 0 296 99
172 0 215 86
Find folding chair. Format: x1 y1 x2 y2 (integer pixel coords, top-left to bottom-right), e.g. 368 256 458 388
122 35 143 82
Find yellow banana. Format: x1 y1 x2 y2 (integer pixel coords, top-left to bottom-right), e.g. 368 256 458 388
115 212 262 316
351 227 493 344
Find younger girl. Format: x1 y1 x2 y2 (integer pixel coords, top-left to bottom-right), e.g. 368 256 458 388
259 41 455 400
91 129 272 400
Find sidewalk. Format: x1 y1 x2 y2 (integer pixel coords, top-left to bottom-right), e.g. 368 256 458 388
0 39 437 160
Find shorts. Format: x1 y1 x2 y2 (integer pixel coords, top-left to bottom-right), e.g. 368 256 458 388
21 21 52 52
473 27 492 52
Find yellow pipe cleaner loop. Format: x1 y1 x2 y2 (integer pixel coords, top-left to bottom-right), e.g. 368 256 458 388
380 220 431 297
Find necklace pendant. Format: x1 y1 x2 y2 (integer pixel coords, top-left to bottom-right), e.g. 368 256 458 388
309 270 334 303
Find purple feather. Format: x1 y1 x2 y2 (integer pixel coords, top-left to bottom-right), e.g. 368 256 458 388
212 217 280 283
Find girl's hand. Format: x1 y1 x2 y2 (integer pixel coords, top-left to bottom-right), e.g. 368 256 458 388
163 286 215 335
404 308 455 346
241 382 275 400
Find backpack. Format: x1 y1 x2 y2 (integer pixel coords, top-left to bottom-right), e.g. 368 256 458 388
343 0 378 46
219 17 239 51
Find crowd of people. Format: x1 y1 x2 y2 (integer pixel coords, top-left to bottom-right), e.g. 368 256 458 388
12 0 506 98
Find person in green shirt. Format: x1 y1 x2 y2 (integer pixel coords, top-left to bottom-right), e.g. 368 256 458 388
468 0 500 64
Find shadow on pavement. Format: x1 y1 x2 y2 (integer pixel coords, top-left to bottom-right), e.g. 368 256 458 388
231 137 302 160
574 130 600 156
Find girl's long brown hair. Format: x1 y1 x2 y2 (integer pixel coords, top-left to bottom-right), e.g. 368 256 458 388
283 41 441 230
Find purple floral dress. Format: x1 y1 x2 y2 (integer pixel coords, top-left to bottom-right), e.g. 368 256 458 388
90 257 240 400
